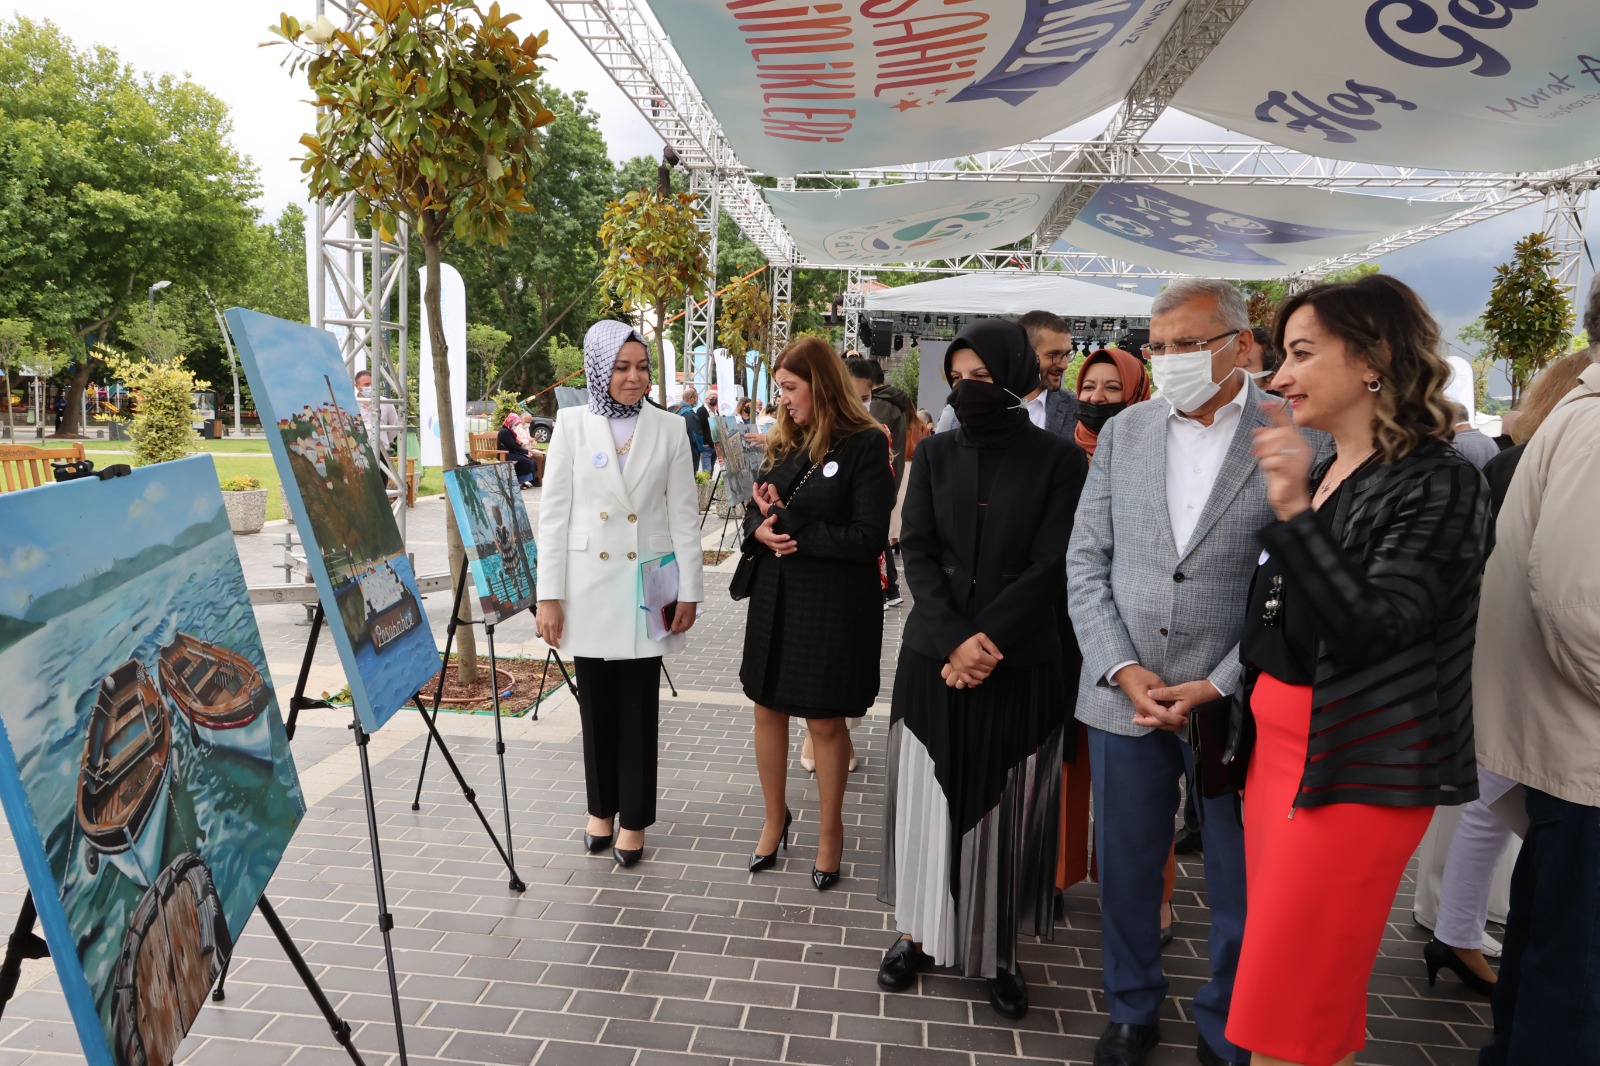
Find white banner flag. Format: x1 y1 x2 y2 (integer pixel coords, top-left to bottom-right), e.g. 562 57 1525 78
651 0 1191 174
418 263 468 468
1175 0 1600 170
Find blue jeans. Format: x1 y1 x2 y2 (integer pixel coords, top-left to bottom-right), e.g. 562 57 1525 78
1088 725 1248 1061
697 447 714 475
1480 788 1600 1065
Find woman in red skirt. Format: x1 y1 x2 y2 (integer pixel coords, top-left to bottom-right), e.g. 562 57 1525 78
1230 274 1492 1066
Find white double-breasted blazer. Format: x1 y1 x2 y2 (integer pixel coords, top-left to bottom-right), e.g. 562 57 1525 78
536 403 705 660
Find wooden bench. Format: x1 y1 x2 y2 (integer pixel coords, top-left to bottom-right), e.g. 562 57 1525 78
0 443 87 494
468 431 507 464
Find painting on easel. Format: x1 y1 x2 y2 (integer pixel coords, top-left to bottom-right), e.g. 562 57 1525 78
226 308 440 732
444 462 537 625
0 458 305 1066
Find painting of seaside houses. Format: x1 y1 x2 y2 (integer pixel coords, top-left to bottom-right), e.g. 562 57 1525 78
226 307 440 732
0 458 305 1066
444 463 537 625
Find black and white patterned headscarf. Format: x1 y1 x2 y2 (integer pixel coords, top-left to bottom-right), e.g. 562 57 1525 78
583 320 651 419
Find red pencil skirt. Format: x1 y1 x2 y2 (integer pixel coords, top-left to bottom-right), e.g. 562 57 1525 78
1225 673 1432 1066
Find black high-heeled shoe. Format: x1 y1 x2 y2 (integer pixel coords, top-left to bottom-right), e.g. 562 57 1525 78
749 809 793 873
1424 936 1495 996
811 866 840 891
583 831 614 853
612 842 644 868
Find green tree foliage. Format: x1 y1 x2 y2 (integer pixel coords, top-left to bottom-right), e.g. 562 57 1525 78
458 85 614 396
277 0 557 681
717 275 776 396
466 322 512 398
1482 233 1575 405
106 317 207 466
0 17 260 436
599 188 710 404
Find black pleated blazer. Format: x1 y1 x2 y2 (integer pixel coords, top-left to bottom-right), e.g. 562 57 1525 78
1254 439 1492 809
900 424 1088 673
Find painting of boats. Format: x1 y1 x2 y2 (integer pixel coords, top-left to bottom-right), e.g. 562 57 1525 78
109 851 230 1066
228 307 441 732
77 659 172 885
445 463 537 625
0 458 305 1066
158 633 273 763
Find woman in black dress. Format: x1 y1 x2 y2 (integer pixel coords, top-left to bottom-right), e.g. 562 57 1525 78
876 319 1087 1020
739 336 895 891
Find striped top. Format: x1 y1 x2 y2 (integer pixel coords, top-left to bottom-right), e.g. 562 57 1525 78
1255 439 1493 810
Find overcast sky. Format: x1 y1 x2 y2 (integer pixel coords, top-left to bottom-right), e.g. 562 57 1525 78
9 2 1588 393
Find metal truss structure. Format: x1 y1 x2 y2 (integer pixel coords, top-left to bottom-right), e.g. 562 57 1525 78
769 265 792 361
683 169 719 389
842 268 867 355
1541 183 1594 306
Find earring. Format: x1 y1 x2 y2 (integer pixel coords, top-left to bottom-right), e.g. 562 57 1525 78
1366 379 1382 393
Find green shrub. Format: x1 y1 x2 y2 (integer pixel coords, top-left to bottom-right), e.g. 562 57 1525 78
490 389 523 428
219 475 260 491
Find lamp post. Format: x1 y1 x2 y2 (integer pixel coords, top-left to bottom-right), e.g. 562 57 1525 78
148 280 172 323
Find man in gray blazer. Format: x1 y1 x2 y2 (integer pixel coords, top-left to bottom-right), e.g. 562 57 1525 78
1068 278 1270 1066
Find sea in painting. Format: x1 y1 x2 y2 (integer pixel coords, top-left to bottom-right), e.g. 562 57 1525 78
444 463 537 625
0 457 305 1066
226 307 440 732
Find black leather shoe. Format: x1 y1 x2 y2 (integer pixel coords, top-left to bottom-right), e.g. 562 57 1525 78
583 832 613 853
1196 1033 1247 1066
748 809 793 873
987 967 1028 1019
1174 829 1204 856
1160 923 1174 947
811 866 840 891
877 937 929 992
612 845 643 868
1093 1021 1161 1066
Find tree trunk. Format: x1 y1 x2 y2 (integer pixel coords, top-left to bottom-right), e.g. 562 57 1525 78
653 302 668 406
424 231 480 685
59 358 93 438
3 365 13 441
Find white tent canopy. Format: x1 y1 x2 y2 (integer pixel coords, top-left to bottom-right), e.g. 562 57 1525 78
862 273 1154 318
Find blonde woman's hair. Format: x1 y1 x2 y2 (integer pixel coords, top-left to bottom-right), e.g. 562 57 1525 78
765 336 881 468
1272 274 1453 463
1512 351 1593 444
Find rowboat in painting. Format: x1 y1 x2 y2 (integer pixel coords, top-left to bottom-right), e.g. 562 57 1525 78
77 659 171 884
158 632 273 763
110 851 231 1066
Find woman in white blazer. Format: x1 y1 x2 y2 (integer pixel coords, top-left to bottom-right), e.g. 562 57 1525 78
536 321 704 867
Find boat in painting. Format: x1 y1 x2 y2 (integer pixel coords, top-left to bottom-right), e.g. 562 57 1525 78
109 851 231 1066
76 660 172 884
357 559 423 651
157 632 273 763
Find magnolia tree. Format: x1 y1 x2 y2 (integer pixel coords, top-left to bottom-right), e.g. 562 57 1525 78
599 188 710 403
1483 232 1575 405
274 0 555 682
716 275 776 400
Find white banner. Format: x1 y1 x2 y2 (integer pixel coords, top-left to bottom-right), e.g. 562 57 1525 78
714 350 739 411
651 0 1191 174
1175 0 1600 170
418 264 468 468
1064 181 1460 279
766 181 1061 265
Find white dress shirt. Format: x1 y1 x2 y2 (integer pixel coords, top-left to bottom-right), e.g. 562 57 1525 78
1024 389 1048 430
1107 371 1248 688
1165 372 1247 555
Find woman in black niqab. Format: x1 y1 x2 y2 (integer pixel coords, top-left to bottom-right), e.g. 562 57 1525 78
874 318 1089 1021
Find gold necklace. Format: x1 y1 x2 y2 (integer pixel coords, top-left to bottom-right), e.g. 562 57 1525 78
616 433 635 456
1314 448 1375 503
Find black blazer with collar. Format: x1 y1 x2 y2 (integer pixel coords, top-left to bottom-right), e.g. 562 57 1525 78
900 423 1088 669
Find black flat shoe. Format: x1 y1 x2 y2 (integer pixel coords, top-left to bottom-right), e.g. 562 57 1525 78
1424 936 1495 996
1160 923 1173 947
987 967 1028 1019
1092 1021 1161 1066
877 936 929 992
748 809 793 873
612 845 644 868
1197 1033 1248 1066
583 832 614 853
811 866 840 891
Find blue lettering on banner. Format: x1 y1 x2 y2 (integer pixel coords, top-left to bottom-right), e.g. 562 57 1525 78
1364 0 1538 79
949 0 1146 106
1080 185 1362 268
1255 80 1418 145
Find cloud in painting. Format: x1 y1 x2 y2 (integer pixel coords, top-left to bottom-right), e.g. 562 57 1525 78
0 544 47 580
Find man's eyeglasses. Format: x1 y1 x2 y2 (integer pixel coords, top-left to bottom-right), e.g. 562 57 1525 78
1141 329 1241 358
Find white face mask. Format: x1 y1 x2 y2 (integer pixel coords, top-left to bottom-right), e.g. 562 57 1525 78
1150 334 1238 414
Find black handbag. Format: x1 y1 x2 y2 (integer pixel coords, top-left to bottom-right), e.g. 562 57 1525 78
728 451 829 602
1188 688 1254 800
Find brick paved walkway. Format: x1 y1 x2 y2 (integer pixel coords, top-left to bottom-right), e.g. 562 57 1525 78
0 497 1497 1066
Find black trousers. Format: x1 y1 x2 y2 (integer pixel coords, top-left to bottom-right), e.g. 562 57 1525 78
1480 787 1600 1065
574 656 662 831
883 534 900 598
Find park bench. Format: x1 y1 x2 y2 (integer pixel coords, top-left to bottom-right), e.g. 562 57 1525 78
468 431 506 464
0 443 87 494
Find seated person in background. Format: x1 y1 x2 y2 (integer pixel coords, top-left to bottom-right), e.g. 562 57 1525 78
498 413 543 488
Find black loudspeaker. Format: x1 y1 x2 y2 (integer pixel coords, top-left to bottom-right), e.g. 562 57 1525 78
869 318 893 360
1122 327 1150 355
